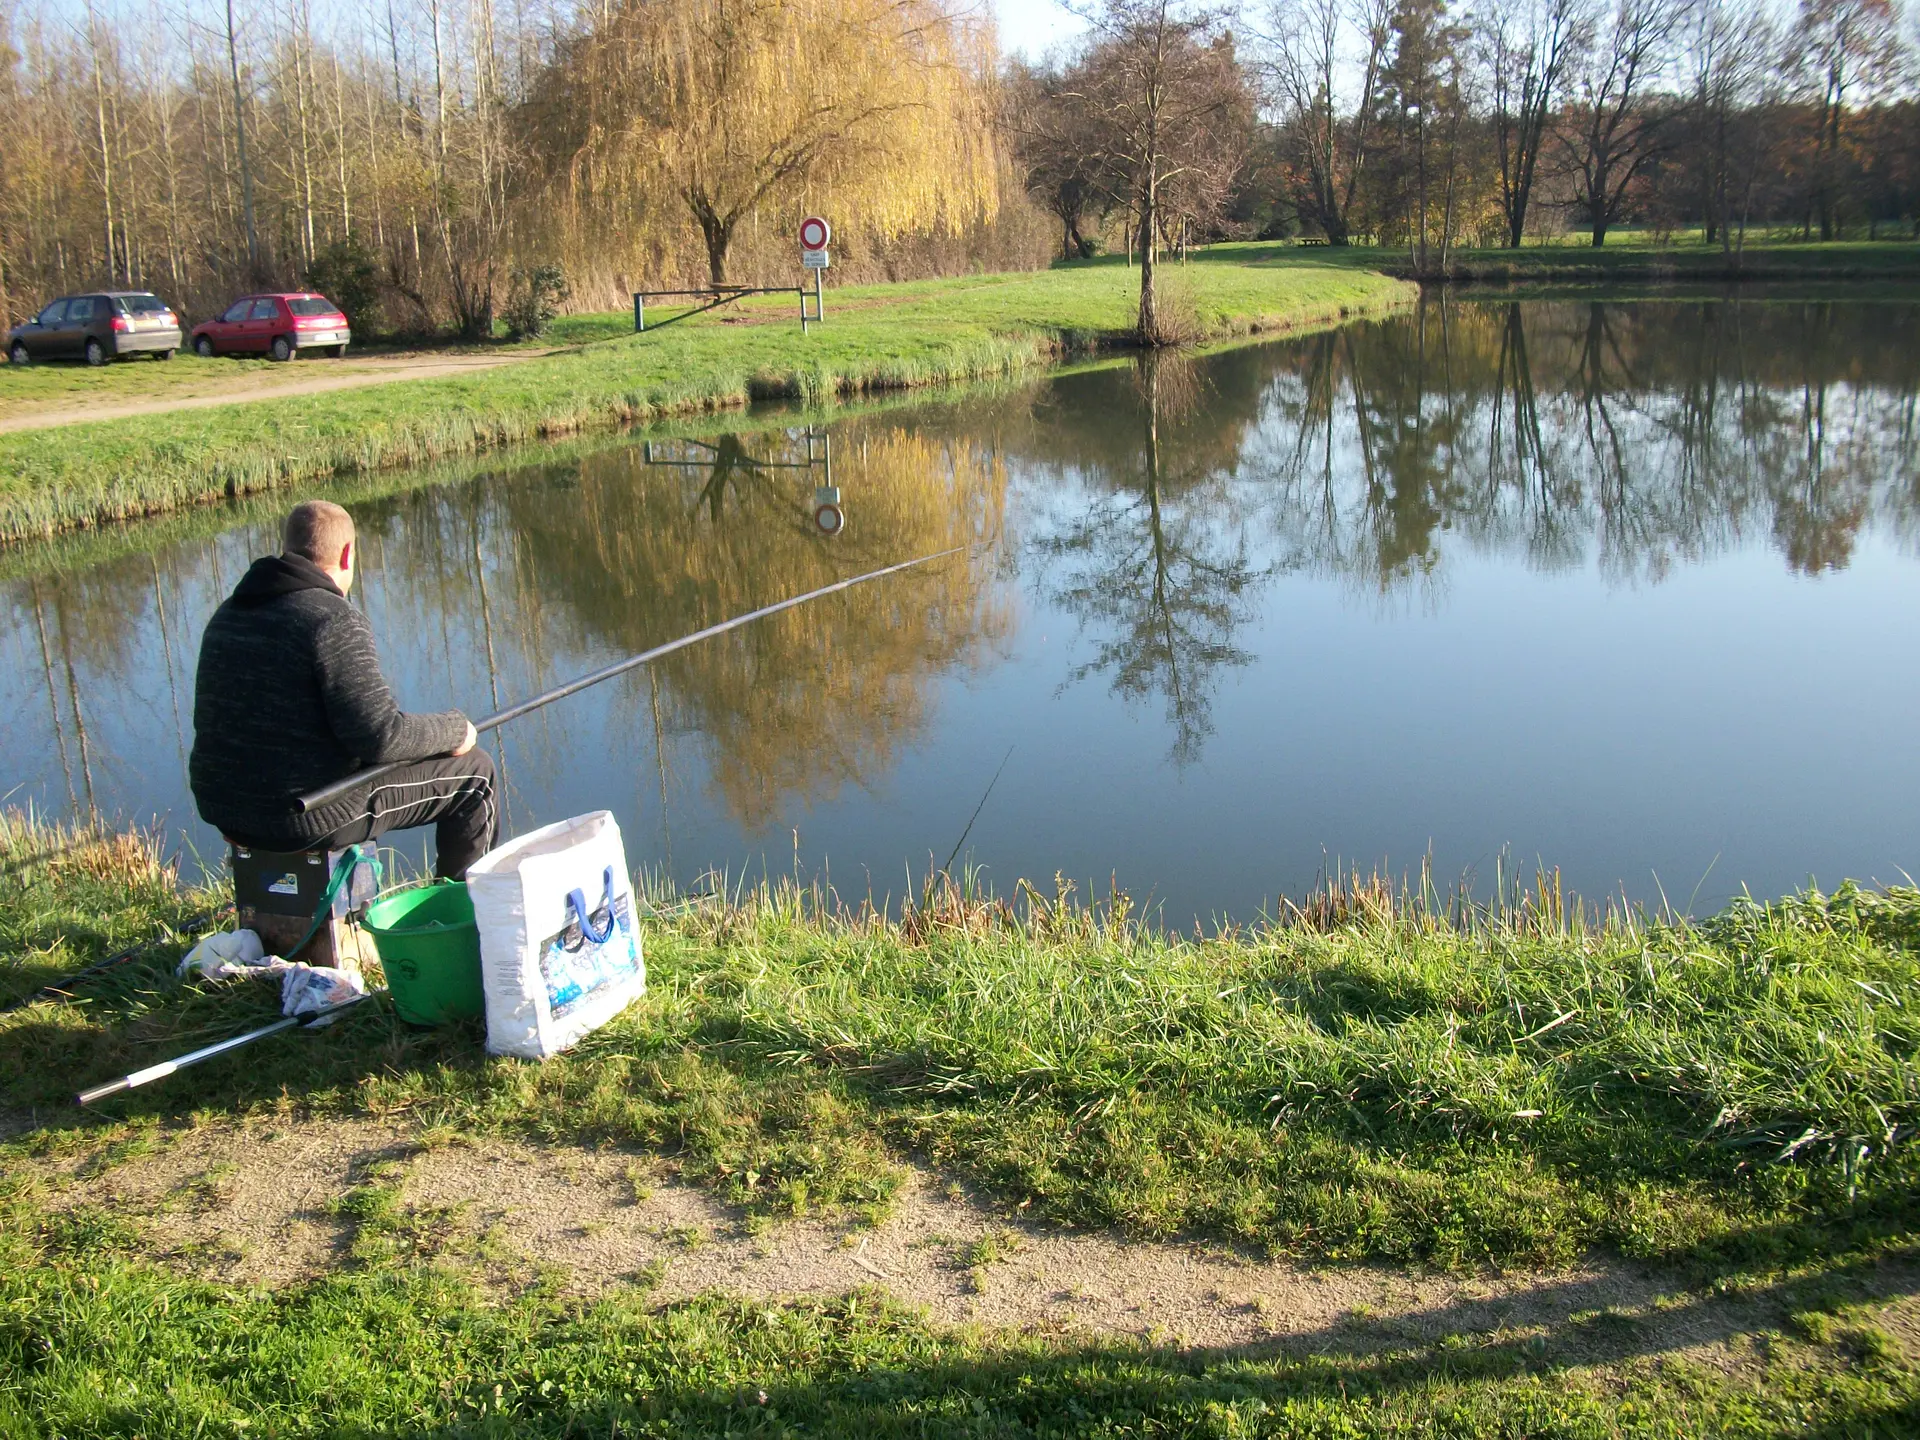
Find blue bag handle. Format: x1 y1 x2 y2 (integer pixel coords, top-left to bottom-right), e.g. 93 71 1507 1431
565 867 617 945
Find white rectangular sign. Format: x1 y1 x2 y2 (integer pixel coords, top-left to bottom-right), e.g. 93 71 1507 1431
802 248 831 269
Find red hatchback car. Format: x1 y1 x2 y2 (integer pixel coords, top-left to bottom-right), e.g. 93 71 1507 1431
191 293 351 361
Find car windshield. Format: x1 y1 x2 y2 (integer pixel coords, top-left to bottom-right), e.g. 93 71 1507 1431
119 294 169 314
287 298 339 317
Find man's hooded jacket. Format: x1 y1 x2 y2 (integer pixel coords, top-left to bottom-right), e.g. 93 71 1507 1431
189 553 467 847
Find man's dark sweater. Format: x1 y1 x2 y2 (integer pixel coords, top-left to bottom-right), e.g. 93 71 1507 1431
190 553 468 846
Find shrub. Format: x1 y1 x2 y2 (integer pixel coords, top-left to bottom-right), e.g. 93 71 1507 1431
305 240 381 338
502 263 569 340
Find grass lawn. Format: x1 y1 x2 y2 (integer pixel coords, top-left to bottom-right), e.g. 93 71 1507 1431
4 816 1919 1433
0 258 1412 544
0 349 287 416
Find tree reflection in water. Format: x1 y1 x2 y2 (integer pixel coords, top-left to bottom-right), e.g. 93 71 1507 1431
1256 295 1918 592
1023 296 1920 763
501 426 1011 829
1032 353 1261 766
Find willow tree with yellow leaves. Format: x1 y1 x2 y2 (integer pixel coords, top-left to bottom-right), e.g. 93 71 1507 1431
543 0 1001 286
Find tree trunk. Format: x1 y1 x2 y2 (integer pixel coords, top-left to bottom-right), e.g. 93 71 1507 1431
84 0 117 283
1138 187 1159 345
694 205 733 286
225 0 260 277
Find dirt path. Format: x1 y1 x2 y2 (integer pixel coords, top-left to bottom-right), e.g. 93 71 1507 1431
0 349 558 435
34 1117 1920 1365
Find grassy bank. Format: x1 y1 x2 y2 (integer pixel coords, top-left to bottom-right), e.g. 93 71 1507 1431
0 369 1046 584
5 817 1920 1434
7 817 1920 1271
1120 237 1920 285
0 259 1413 544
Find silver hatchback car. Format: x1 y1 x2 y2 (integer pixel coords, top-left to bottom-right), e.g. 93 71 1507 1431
8 291 184 365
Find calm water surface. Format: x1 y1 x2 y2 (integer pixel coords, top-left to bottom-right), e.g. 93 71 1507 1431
6 295 1918 920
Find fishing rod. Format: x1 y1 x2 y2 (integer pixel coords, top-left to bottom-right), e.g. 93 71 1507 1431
2 903 233 1015
297 546 966 814
75 990 378 1106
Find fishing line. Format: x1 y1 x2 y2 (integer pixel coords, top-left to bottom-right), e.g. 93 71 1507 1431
297 546 967 814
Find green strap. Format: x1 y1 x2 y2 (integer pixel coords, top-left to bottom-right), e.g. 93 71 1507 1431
283 845 383 960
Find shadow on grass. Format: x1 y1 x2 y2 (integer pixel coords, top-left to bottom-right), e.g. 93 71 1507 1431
8 981 1920 1283
42 1271 1909 1439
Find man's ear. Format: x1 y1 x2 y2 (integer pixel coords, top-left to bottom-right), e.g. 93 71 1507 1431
338 540 353 572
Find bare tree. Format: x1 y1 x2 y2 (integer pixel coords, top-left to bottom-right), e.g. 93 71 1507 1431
1562 0 1678 247
1006 59 1115 260
223 0 260 274
1793 0 1905 240
1260 0 1396 244
1683 0 1777 256
1474 0 1585 247
1072 0 1246 341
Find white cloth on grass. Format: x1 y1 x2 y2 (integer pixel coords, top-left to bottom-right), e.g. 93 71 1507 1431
176 928 275 980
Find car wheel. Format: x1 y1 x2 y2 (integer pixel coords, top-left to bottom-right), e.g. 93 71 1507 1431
270 335 293 362
85 339 107 367
155 348 175 362
329 343 348 359
7 342 27 366
195 335 216 358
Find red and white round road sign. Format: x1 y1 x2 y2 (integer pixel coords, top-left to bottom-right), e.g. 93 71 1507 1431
799 216 832 250
813 502 844 536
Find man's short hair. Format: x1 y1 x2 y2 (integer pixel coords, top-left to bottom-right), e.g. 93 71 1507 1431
283 500 355 566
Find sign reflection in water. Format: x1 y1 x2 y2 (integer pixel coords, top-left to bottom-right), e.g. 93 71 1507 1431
4 296 1917 921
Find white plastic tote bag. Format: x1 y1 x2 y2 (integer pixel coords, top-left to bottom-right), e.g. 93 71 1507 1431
467 810 646 1059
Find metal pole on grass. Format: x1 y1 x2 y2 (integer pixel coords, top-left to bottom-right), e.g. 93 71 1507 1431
76 991 377 1106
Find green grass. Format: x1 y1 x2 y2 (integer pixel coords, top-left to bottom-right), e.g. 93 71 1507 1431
2 1207 1917 1437
0 349 291 416
1118 236 1920 284
7 816 1920 1433
0 322 615 422
0 259 1412 544
7 820 1920 1275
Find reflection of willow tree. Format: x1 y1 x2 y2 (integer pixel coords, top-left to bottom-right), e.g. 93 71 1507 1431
1250 297 1920 588
1035 354 1260 766
501 427 1009 829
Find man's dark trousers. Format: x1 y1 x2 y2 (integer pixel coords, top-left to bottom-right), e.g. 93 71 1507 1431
305 749 499 880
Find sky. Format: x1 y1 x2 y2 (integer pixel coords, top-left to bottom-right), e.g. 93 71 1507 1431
992 0 1089 62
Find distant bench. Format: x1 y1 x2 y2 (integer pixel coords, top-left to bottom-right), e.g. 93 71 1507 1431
1296 237 1328 247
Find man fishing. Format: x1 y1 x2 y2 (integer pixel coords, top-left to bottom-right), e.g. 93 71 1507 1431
189 500 497 880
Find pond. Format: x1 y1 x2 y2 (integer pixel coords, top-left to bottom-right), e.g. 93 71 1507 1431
6 293 1918 923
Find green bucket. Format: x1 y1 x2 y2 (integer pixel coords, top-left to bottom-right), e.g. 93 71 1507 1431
363 881 484 1026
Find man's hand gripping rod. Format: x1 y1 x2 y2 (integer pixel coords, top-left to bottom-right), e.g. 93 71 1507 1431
296 547 967 814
